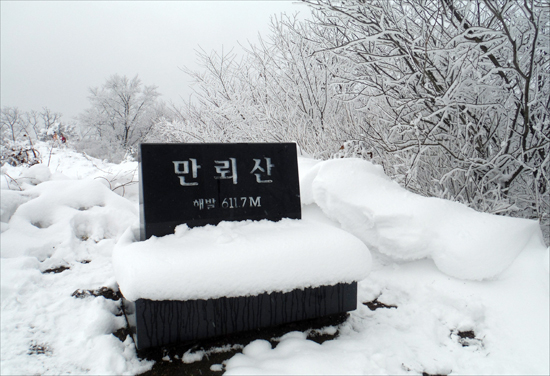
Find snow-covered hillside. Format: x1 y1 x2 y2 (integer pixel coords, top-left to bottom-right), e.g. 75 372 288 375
1 143 548 375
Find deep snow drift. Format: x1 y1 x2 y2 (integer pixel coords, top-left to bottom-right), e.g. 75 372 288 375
1 142 548 375
302 158 542 280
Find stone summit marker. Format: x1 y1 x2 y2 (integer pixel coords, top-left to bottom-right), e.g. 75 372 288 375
139 143 301 240
120 142 359 350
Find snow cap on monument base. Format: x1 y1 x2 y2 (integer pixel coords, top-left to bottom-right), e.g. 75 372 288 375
113 218 372 301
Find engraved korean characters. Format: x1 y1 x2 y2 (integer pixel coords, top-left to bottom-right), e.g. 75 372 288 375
172 159 201 186
172 157 275 187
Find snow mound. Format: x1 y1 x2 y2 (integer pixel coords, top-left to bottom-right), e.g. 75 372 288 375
300 158 543 280
1 167 137 264
19 164 52 185
113 219 372 301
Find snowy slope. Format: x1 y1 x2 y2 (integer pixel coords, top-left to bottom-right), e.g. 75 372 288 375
1 143 548 375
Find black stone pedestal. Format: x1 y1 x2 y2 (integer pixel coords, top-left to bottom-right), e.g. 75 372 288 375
123 283 357 350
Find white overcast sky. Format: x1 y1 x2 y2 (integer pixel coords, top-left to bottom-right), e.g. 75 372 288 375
1 1 309 119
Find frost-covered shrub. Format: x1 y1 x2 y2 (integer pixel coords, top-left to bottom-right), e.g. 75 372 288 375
71 138 132 164
0 140 41 167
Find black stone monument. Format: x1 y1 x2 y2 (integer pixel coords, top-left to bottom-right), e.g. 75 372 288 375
139 143 301 240
122 142 358 350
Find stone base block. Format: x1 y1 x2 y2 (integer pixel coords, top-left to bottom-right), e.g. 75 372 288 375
123 282 357 350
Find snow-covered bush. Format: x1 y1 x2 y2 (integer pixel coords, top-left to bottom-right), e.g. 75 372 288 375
303 0 549 224
1 106 75 168
0 139 41 167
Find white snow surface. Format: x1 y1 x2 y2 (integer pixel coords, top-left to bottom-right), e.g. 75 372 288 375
1 142 548 375
114 219 371 301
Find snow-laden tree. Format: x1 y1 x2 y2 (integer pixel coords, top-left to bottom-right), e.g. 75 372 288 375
302 0 549 223
1 107 25 143
170 15 354 158
78 74 161 161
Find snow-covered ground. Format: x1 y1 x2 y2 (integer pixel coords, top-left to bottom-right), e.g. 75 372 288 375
1 142 548 375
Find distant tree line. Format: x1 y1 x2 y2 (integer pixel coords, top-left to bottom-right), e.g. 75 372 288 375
0 106 74 166
1 107 70 143
1 74 167 164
